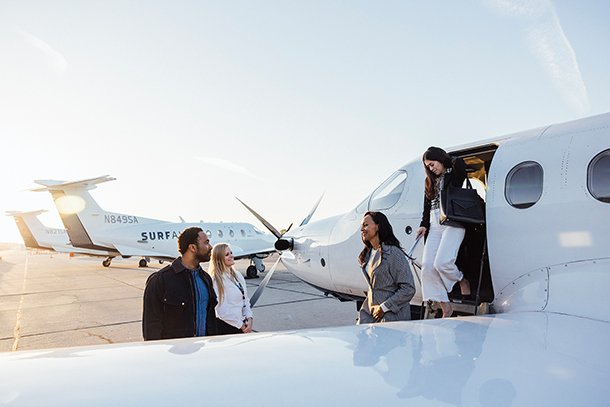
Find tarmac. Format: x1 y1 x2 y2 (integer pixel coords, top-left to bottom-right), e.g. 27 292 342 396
0 248 358 352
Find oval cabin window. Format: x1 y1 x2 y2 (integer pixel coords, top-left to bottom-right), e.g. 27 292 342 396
588 149 610 203
505 161 543 209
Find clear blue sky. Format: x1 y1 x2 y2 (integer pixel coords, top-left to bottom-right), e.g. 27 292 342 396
1 0 609 243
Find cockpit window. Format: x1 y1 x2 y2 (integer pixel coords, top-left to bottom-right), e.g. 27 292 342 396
369 171 407 211
354 197 368 214
505 161 543 209
588 149 610 203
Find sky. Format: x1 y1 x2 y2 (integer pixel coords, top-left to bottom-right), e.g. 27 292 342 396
1 0 609 243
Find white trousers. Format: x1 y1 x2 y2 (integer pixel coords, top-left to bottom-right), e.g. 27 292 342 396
422 209 465 303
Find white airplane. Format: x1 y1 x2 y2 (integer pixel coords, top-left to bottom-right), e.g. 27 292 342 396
30 176 277 272
6 209 118 259
1 113 609 406
248 112 610 319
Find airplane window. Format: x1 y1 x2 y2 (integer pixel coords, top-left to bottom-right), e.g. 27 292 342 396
229 229 235 237
240 229 246 237
354 196 369 214
217 230 223 238
206 230 212 238
505 161 543 209
369 171 407 211
588 149 610 203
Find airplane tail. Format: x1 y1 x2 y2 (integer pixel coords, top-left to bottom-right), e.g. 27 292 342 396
6 210 49 249
30 175 145 252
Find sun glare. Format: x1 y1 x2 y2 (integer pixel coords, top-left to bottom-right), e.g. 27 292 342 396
55 195 86 214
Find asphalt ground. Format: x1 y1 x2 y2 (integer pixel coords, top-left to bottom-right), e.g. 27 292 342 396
0 249 358 352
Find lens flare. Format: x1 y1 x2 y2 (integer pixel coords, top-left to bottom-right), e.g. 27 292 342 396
55 195 86 214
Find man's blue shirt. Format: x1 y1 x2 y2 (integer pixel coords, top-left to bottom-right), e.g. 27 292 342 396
189 265 209 336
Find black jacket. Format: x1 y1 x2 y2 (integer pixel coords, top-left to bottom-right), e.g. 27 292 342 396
142 257 218 340
420 156 467 230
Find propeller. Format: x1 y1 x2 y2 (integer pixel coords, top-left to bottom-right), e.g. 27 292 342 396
237 194 324 306
236 194 325 251
235 197 282 239
249 256 281 307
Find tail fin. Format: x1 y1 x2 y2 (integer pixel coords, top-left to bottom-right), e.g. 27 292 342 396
6 210 49 249
31 176 123 252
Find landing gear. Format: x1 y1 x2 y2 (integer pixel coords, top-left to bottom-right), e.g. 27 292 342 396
139 258 148 268
159 260 164 264
253 257 265 272
246 257 265 279
246 265 258 279
102 257 113 267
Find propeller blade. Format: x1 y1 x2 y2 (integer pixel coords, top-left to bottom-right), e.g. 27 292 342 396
249 256 281 307
299 192 325 227
235 197 282 239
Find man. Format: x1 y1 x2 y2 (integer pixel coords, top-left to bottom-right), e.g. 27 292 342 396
142 227 219 340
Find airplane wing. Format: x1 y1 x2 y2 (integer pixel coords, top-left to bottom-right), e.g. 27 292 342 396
230 245 276 260
0 312 607 406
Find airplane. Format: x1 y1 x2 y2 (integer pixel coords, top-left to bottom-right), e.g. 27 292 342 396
1 112 608 406
30 176 277 273
6 210 121 261
245 111 610 319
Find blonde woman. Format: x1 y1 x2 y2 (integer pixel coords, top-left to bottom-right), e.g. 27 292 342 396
208 243 253 334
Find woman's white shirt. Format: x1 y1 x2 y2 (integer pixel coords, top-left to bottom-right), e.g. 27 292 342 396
212 272 253 329
366 248 390 313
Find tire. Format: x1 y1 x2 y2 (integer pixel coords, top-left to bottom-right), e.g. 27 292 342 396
246 265 258 279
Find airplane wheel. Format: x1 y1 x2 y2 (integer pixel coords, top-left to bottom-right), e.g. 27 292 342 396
159 260 164 264
102 259 111 267
139 259 148 268
259 264 265 272
246 265 258 279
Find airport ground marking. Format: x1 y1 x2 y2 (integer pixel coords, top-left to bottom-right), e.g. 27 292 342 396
11 256 28 351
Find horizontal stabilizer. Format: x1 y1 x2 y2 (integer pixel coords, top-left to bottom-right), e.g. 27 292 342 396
6 209 48 217
30 175 116 192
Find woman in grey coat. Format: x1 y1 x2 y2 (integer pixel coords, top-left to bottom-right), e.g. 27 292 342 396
358 211 416 324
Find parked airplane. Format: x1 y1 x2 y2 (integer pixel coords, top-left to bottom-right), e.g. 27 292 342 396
2 113 609 406
31 176 277 272
246 112 610 320
6 209 116 258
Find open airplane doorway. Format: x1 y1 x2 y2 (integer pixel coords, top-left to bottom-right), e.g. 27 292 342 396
440 144 498 316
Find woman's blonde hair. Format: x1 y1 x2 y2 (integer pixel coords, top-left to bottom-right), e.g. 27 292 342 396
208 243 237 305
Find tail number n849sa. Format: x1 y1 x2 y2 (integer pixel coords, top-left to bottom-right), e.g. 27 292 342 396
105 215 139 224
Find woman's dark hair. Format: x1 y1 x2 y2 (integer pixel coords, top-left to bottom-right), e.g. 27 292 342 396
359 211 404 265
423 146 454 200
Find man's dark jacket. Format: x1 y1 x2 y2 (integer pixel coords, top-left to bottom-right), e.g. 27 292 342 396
142 257 218 340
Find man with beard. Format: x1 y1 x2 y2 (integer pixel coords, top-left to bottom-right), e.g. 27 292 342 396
142 227 219 340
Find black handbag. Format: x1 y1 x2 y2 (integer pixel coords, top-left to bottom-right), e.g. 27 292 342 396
440 179 485 226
